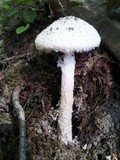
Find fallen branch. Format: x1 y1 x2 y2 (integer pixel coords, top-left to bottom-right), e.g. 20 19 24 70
12 86 26 160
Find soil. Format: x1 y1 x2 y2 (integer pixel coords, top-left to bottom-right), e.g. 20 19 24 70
0 14 120 160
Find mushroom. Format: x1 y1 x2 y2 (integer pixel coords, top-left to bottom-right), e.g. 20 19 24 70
35 16 101 144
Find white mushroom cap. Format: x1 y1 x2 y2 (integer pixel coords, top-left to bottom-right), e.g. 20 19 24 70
35 16 101 54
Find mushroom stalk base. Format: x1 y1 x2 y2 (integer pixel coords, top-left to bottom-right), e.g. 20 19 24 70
57 54 75 144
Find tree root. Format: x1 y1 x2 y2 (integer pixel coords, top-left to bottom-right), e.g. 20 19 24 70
12 86 26 160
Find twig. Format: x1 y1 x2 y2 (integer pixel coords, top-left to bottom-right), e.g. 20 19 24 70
26 106 37 122
12 86 26 160
0 53 27 64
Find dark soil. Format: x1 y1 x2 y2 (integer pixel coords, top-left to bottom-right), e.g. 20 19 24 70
0 14 120 160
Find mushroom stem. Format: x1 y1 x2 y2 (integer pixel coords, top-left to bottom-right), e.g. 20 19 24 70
57 54 75 144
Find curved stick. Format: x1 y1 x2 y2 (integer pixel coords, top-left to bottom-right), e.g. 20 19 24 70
12 86 26 160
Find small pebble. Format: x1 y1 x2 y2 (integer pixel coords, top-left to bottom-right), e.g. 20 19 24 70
82 144 87 150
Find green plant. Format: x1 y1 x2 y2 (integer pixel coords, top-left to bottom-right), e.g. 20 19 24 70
0 0 86 34
0 0 41 34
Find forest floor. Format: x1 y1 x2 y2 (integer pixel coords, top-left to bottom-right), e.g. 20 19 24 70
0 14 120 160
